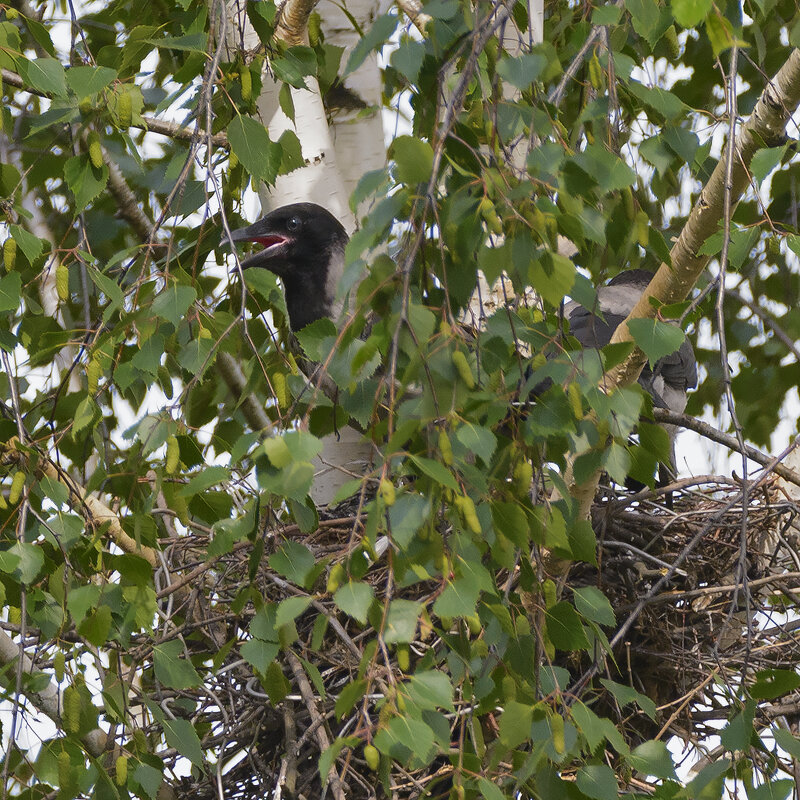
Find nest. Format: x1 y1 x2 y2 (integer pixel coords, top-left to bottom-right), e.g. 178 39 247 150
143 477 800 799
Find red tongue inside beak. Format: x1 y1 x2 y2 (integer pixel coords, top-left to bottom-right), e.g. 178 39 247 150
252 235 286 247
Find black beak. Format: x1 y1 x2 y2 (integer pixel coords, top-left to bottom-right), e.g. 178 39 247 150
225 221 260 248
226 219 292 271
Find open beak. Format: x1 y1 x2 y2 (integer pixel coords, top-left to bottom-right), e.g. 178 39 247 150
227 222 290 265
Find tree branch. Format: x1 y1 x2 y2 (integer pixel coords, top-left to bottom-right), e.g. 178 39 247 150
653 409 800 488
275 0 318 45
1 440 158 568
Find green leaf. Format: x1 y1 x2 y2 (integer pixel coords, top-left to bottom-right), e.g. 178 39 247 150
271 46 317 88
77 605 112 647
335 678 367 719
0 551 20 574
498 701 533 748
749 146 787 183
73 396 100 437
63 154 108 212
571 701 630 755
374 715 436 764
750 668 800 700
269 541 316 588
747 781 794 800
21 14 55 56
491 502 529 548
275 596 312 628
640 135 675 174
593 5 623 24
432 578 480 619
87 266 125 321
0 271 21 313
572 144 636 193
530 251 576 307
705 11 735 56
278 129 304 174
9 224 46 263
604 441 631 485
478 778 506 800
496 53 548 88
391 39 426 83
628 740 677 780
150 285 197 328
572 587 616 627
146 33 208 52
180 465 230 497
626 81 687 120
9 542 44 584
772 728 800 760
626 0 671 46
345 13 398 75
66 584 101 625
153 640 202 689
409 455 459 491
576 764 617 800
262 661 291 704
600 678 657 719
133 763 164 798
162 718 204 767
65 65 117 97
130 333 165 378
720 701 756 751
383 599 421 645
241 638 280 672
455 423 496 464
405 671 455 712
228 116 282 186
38 474 69 506
334 582 375 624
545 602 589 651
390 135 434 186
627 317 687 368
18 57 68 96
670 0 711 27
388 493 431 548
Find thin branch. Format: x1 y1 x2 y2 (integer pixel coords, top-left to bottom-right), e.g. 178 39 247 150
285 650 347 800
0 68 230 147
548 1 624 106
713 42 752 669
653 409 800 488
726 287 800 363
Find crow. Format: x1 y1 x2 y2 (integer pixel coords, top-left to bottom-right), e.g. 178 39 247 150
562 269 698 478
228 202 349 331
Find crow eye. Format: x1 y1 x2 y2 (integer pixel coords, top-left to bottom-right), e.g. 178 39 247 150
286 216 302 231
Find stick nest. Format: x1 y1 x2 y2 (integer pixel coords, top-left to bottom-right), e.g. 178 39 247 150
146 476 800 799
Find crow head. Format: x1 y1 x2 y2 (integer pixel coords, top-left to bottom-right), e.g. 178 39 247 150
229 203 349 331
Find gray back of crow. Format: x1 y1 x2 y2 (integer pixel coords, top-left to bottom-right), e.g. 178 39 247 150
565 269 697 415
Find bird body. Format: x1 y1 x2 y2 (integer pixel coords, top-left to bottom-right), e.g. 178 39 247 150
229 202 348 330
564 269 697 414
563 269 697 475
